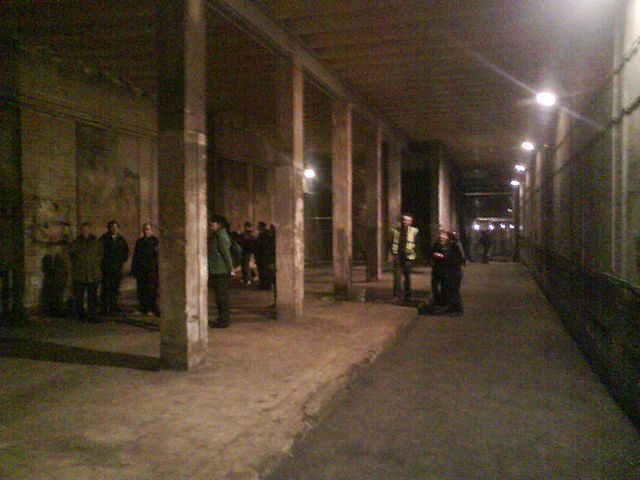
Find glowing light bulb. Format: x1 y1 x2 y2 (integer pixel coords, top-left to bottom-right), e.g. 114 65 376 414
536 91 557 107
522 141 535 151
304 168 316 179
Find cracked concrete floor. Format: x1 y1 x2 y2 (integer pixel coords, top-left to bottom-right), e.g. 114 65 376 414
269 263 640 480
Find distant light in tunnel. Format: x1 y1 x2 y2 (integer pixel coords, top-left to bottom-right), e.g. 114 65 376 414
473 223 481 231
500 223 506 229
511 180 520 187
509 224 515 229
304 168 316 179
515 164 526 172
536 91 557 107
488 224 496 231
521 141 535 151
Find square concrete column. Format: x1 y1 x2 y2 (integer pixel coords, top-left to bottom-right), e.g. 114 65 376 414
331 101 353 299
156 0 208 370
274 58 305 321
365 125 384 281
387 142 403 245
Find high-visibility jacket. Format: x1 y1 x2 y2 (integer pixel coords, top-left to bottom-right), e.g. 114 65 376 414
391 226 419 260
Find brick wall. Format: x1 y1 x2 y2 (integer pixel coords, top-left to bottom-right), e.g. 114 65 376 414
7 46 157 309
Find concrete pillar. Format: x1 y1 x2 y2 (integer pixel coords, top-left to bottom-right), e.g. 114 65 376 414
274 58 304 321
365 125 384 281
388 142 402 237
156 0 208 370
331 101 353 298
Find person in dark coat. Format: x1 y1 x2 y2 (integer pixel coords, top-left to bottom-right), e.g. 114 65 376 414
430 230 449 306
479 229 492 263
255 221 275 290
208 215 235 328
238 221 256 285
131 222 160 316
69 222 102 322
100 219 129 315
443 231 465 316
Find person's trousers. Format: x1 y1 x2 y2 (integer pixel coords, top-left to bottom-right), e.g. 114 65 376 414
431 269 446 305
393 257 412 299
211 273 231 326
136 276 159 314
241 253 254 284
73 282 98 321
257 262 274 290
445 274 463 312
101 271 122 313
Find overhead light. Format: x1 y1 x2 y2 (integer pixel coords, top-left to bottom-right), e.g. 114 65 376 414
515 164 526 172
488 224 495 231
472 223 481 231
500 223 506 229
507 208 513 213
536 91 557 107
304 168 316 179
521 141 535 151
509 224 515 229
511 180 520 187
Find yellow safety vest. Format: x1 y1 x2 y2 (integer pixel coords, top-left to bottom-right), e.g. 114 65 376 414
391 226 419 260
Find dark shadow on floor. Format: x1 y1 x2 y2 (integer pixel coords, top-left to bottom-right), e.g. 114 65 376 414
351 286 430 306
0 337 160 371
110 316 160 331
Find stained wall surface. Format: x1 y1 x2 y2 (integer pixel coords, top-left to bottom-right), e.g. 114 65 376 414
2 45 157 310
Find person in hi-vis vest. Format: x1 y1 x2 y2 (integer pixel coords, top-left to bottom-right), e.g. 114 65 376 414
390 214 419 300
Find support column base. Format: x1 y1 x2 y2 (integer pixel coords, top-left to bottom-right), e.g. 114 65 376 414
276 302 303 322
160 338 207 371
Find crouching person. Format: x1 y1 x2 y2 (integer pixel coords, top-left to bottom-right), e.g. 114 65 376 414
69 222 102 322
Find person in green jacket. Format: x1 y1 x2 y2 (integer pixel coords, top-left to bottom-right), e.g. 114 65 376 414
208 215 235 328
69 222 103 322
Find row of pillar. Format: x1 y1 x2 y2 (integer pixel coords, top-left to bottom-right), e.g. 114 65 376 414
155 0 403 370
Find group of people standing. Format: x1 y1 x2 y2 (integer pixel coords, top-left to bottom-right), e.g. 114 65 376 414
69 220 159 323
66 215 276 328
67 213 462 325
233 221 276 290
390 214 465 316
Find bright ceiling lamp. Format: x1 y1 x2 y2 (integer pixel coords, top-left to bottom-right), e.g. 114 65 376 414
536 91 557 107
521 141 535 151
511 180 520 187
515 164 526 172
304 168 316 179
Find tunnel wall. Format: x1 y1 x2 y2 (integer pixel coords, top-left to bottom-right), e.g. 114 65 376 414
1 44 291 313
211 121 277 233
0 39 24 321
0 44 158 311
520 1 640 428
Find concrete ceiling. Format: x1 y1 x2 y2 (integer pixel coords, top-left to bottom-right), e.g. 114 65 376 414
1 0 616 184
264 0 616 171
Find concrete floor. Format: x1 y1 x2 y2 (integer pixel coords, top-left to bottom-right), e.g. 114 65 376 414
2 264 639 479
269 263 640 479
0 267 419 480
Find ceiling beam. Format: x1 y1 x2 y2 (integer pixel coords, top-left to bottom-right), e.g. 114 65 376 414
207 0 410 145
